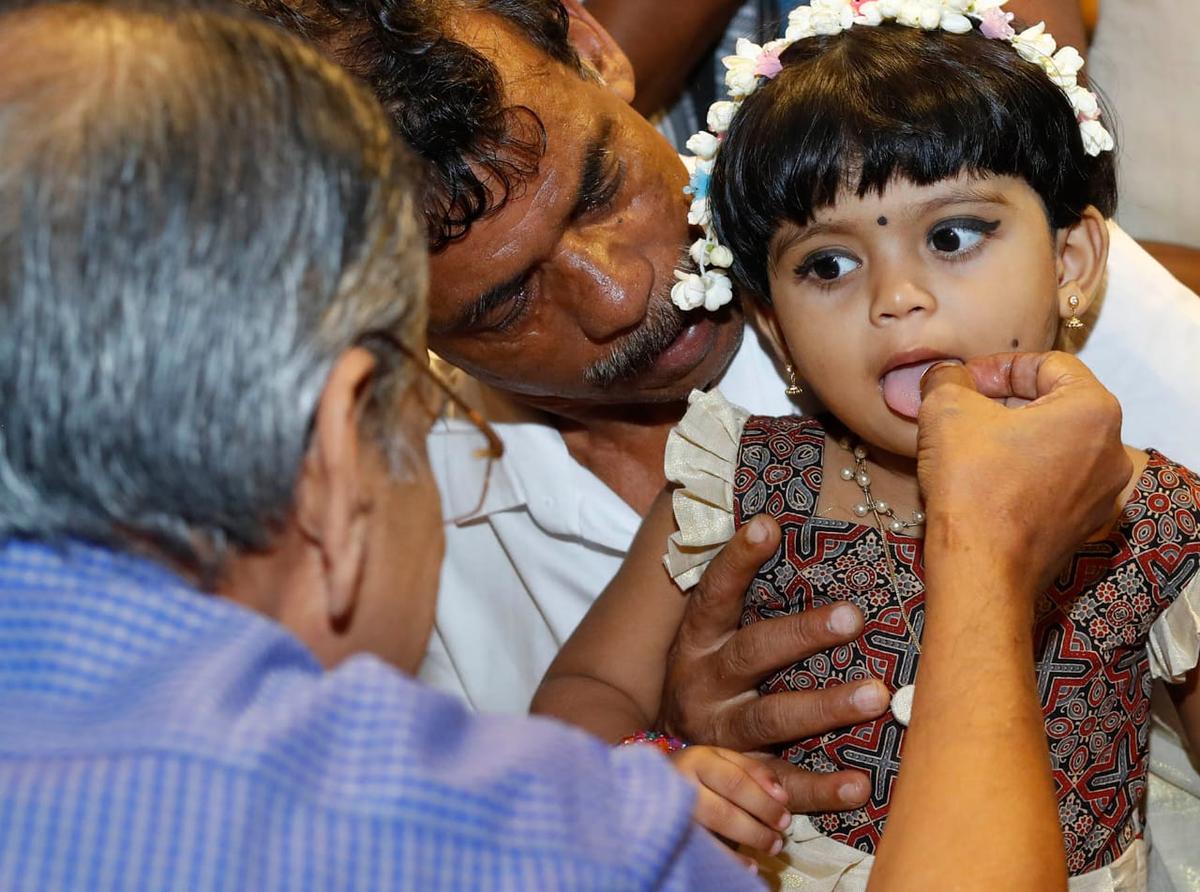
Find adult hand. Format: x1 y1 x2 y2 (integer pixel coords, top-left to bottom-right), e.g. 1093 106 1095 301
917 351 1132 595
657 514 887 812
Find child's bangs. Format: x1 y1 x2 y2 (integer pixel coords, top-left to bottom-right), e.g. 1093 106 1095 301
709 23 1114 301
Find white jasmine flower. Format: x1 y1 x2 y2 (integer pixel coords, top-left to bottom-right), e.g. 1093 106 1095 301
723 38 766 98
709 244 734 268
854 2 884 26
940 11 973 33
707 101 738 134
702 271 735 310
689 239 734 270
785 7 817 40
1012 22 1056 63
1065 84 1100 121
1043 45 1085 87
686 131 720 160
687 197 711 227
1079 119 1114 156
671 272 707 311
890 0 939 30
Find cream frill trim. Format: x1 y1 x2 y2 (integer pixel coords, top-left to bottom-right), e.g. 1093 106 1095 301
752 816 1146 891
1147 573 1200 683
662 389 750 591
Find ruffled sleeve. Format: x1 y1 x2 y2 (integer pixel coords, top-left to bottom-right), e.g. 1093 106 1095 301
662 389 751 591
1147 573 1200 683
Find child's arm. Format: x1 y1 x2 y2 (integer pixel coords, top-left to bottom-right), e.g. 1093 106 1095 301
532 489 791 855
532 487 684 740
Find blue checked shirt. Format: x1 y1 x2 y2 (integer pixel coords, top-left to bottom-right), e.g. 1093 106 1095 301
0 540 760 891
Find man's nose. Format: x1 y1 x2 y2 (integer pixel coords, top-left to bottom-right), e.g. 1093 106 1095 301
555 230 656 342
869 270 938 326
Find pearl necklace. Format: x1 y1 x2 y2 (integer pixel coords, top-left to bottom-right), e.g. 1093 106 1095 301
836 436 925 726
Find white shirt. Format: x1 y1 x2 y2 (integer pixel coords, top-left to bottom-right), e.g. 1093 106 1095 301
422 224 1200 881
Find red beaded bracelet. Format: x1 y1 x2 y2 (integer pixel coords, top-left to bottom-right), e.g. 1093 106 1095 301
618 730 688 755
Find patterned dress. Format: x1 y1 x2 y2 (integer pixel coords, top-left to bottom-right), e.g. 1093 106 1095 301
663 390 1200 887
736 414 1198 872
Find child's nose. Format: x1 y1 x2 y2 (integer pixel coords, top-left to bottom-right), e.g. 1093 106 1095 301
869 277 937 326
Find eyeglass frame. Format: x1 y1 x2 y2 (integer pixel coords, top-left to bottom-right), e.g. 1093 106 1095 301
354 329 504 523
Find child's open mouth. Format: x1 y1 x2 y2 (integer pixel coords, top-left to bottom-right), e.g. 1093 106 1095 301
879 353 961 420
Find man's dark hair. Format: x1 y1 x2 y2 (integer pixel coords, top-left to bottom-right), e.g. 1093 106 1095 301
0 0 427 571
708 22 1120 301
244 0 585 250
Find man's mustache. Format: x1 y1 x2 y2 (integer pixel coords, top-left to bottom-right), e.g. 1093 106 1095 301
584 298 689 389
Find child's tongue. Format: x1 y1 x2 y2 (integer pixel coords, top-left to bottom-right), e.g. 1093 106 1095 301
880 360 942 419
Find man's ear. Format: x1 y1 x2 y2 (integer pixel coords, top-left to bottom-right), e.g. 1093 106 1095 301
1055 206 1109 320
559 0 636 103
294 347 378 625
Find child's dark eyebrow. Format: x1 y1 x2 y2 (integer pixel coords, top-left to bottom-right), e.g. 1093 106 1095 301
769 221 853 267
912 187 1011 217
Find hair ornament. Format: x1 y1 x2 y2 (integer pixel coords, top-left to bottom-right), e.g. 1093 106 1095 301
670 0 1114 313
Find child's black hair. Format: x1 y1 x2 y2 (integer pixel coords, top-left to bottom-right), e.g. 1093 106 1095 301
708 22 1118 301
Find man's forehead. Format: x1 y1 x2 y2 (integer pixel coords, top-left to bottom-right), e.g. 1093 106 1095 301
426 12 598 318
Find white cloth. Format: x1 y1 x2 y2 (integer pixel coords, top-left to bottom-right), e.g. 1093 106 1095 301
1089 1 1200 249
422 224 1200 881
757 817 1147 891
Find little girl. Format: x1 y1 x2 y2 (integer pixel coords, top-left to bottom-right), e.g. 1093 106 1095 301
534 2 1200 888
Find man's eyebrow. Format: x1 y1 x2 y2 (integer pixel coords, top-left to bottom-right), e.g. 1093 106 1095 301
568 117 616 223
441 268 530 335
438 119 618 336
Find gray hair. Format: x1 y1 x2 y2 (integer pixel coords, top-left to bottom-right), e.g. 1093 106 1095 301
0 0 428 570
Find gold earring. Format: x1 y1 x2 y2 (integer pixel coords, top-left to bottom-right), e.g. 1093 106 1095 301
785 365 804 396
1064 294 1085 330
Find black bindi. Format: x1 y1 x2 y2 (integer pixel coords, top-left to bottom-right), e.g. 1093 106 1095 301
1011 338 1020 348
876 216 888 227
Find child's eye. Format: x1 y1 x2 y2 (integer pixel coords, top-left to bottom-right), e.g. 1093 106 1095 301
927 218 1000 257
796 250 861 283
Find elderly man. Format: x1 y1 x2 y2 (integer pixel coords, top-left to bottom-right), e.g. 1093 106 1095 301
248 0 1200 822
0 1 772 886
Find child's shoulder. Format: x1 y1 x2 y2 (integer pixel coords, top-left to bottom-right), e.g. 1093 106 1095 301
670 388 821 452
1116 445 1200 539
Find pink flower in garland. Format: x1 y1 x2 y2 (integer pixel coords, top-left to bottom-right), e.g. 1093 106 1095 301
980 8 1016 40
753 49 783 79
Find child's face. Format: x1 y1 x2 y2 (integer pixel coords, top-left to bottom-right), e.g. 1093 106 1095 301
767 172 1081 460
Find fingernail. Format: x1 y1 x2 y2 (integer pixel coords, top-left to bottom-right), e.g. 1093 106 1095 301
776 811 793 831
919 358 965 393
747 517 768 544
770 783 789 803
839 779 867 805
828 604 860 636
747 859 760 874
851 680 889 713
770 836 784 856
